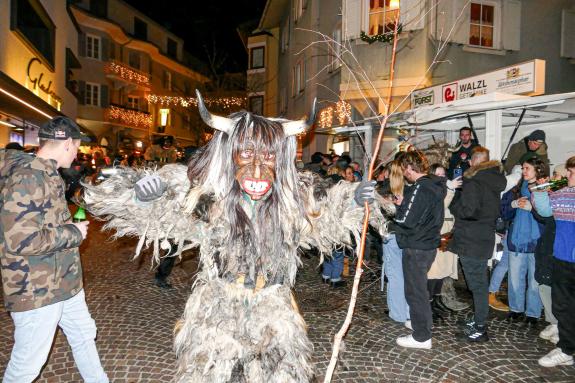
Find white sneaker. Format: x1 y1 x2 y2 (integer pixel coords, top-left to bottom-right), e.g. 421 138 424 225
549 333 559 345
396 334 432 350
405 320 413 330
538 348 574 367
539 324 558 341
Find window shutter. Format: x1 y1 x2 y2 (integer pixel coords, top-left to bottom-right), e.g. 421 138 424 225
101 37 109 61
343 0 362 40
451 0 470 45
100 85 109 108
431 0 453 41
78 81 86 105
502 0 521 51
78 32 86 57
400 0 424 31
561 9 575 58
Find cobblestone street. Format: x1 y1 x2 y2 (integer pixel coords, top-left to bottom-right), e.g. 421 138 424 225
1 220 574 382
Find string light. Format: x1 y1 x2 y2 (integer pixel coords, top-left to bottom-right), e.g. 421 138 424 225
335 100 351 125
319 107 334 128
106 105 152 129
105 61 150 87
147 94 246 109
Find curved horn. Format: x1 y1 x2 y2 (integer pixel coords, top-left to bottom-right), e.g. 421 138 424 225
282 97 318 136
195 89 234 135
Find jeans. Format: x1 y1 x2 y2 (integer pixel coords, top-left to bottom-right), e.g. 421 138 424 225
508 252 542 318
323 249 344 282
3 290 108 383
382 234 409 323
539 284 557 325
460 256 489 327
403 248 436 342
489 239 509 293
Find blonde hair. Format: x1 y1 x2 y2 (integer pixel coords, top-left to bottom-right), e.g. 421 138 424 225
390 159 405 197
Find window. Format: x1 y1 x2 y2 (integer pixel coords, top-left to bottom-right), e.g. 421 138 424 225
469 2 495 48
134 17 148 40
292 60 305 96
128 51 140 69
294 0 304 22
249 96 264 115
85 83 100 106
250 46 265 69
89 0 107 18
329 25 342 72
10 0 55 68
163 71 172 90
281 18 290 53
86 35 101 59
167 38 178 59
127 96 139 110
367 0 400 36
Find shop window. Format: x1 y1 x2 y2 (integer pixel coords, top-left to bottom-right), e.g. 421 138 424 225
367 0 400 36
469 2 495 48
86 35 101 60
250 46 265 70
10 0 56 68
85 83 100 107
134 17 148 40
249 96 264 115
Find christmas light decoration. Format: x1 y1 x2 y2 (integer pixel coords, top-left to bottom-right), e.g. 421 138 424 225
335 100 351 125
106 105 152 129
105 61 150 87
319 107 334 128
147 94 246 109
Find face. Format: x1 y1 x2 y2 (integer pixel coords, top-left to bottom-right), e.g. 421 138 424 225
568 167 575 187
522 162 537 182
527 140 542 151
460 130 472 145
403 165 416 183
434 167 446 178
61 139 81 168
344 167 354 182
234 144 276 201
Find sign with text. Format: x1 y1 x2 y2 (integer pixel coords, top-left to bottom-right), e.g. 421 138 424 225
410 60 546 109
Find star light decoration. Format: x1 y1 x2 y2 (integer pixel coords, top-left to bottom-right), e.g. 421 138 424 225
318 100 352 128
147 95 246 109
105 62 150 87
107 105 152 129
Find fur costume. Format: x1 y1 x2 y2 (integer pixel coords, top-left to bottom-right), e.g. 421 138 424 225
83 91 393 382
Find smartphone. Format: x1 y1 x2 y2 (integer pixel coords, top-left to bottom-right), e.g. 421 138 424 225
453 168 463 179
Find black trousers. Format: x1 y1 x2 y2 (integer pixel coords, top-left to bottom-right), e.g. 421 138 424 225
460 256 489 326
155 244 178 281
552 258 575 355
403 248 437 342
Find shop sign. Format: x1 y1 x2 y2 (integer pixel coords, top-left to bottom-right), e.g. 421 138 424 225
410 59 545 109
26 58 63 105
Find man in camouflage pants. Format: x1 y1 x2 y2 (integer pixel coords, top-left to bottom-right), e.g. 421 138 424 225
0 117 108 383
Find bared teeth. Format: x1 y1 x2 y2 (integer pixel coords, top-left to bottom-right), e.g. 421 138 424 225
243 179 270 194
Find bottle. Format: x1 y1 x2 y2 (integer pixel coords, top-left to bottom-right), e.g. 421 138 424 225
529 177 568 192
73 206 87 223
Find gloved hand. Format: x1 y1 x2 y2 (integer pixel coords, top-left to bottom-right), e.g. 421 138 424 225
446 177 462 190
354 180 376 206
134 175 167 202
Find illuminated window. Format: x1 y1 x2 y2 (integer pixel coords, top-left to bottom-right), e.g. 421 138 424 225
367 0 400 36
85 83 100 107
469 2 495 48
250 46 265 69
86 35 101 60
159 108 170 126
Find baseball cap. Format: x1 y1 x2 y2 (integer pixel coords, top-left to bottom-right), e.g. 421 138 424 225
38 116 91 142
527 129 545 143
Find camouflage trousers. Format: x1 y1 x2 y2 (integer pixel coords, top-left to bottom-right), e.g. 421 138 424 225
3 290 108 383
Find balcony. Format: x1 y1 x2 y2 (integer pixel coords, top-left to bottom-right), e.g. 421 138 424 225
105 104 152 130
104 60 151 90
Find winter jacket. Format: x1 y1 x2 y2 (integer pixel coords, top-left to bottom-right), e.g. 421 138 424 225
447 143 478 179
394 175 446 250
0 149 84 312
505 181 543 253
531 209 555 286
449 161 507 259
504 137 549 174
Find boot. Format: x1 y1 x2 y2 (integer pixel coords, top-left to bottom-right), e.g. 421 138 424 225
434 295 454 313
441 277 470 311
488 292 509 312
430 299 445 322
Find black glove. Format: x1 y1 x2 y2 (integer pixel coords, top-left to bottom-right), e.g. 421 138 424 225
354 180 376 206
134 175 167 202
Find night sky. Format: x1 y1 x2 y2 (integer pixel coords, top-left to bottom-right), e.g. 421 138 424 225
124 0 268 74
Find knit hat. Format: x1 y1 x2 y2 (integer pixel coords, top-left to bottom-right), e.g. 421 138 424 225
527 130 545 143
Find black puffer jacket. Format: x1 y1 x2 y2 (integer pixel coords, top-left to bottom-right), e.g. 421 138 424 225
532 209 555 286
394 175 446 250
449 161 507 258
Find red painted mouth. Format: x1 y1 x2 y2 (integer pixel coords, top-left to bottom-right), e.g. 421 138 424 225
241 178 272 195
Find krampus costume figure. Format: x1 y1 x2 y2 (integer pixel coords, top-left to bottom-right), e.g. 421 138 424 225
83 91 391 382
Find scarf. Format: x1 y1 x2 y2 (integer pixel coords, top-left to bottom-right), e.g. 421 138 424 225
510 180 541 252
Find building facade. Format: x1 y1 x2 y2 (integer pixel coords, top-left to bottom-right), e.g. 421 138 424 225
0 0 81 147
70 0 209 154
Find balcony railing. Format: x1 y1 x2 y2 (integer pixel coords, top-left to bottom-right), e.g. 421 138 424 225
104 60 151 89
105 104 152 130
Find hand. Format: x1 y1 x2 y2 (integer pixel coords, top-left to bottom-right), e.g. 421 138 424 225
73 221 89 239
354 180 376 205
135 175 166 202
447 177 462 190
536 177 550 185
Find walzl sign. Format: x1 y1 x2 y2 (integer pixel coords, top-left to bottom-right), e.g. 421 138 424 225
410 59 545 109
26 57 63 104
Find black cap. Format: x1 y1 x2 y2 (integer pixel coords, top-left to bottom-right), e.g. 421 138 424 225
38 117 91 142
5 142 24 150
527 129 545 143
